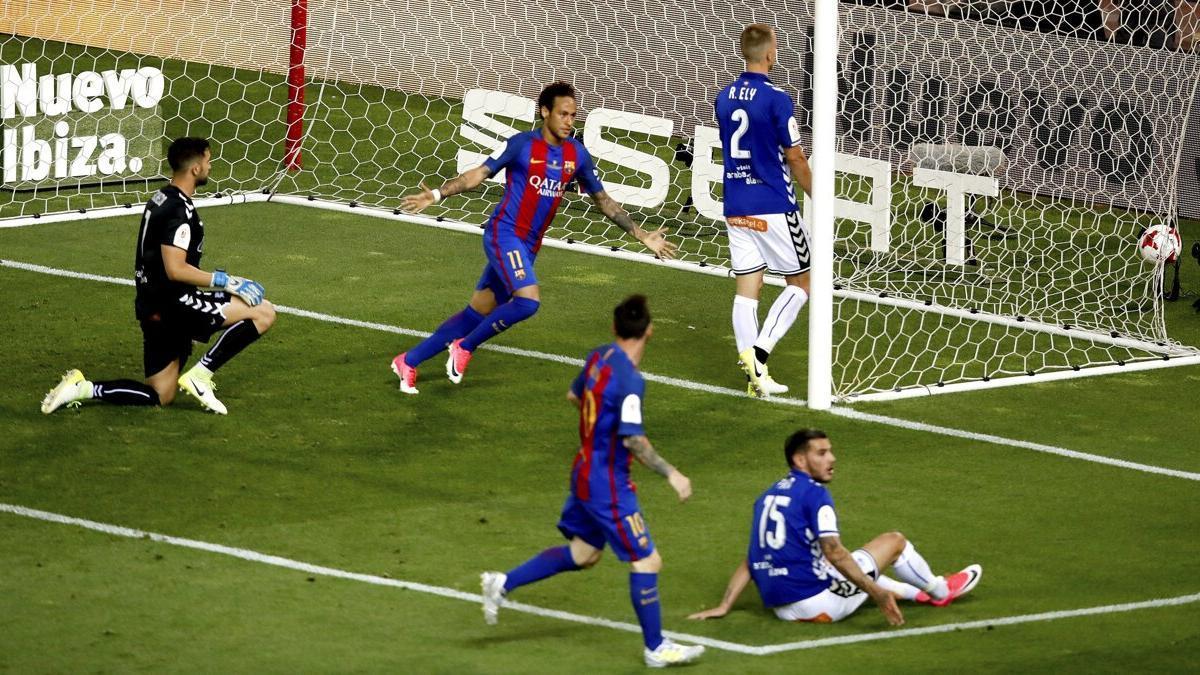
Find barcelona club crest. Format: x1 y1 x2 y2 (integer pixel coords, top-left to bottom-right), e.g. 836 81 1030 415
515 269 526 280
564 160 576 174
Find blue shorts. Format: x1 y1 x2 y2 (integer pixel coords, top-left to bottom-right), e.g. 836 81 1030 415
556 494 656 562
477 230 538 303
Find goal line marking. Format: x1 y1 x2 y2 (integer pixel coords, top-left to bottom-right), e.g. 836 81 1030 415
4 502 1197 656
4 257 1199 483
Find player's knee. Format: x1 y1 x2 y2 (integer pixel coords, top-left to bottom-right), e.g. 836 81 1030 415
577 550 602 569
512 296 540 321
787 273 810 294
631 550 663 574
254 301 276 333
885 531 907 548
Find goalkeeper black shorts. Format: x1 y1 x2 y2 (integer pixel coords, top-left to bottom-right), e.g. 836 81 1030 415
139 290 231 377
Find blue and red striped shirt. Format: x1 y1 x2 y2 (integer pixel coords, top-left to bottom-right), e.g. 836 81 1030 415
483 130 604 252
568 344 646 507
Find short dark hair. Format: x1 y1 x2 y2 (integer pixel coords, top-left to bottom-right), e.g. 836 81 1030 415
167 137 210 172
784 429 828 466
740 23 775 62
537 81 577 118
614 294 651 339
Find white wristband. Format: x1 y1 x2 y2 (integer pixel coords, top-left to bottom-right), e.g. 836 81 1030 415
430 188 443 204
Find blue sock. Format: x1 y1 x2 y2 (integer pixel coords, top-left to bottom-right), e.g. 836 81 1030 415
630 572 663 650
460 297 539 351
503 546 581 592
403 306 485 367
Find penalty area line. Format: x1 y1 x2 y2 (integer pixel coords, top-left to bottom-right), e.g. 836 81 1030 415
4 502 1199 657
4 258 1198 483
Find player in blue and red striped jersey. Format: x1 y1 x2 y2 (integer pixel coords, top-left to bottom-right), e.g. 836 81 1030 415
392 81 677 395
479 296 704 668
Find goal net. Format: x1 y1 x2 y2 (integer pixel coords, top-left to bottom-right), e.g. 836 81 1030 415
4 0 1198 403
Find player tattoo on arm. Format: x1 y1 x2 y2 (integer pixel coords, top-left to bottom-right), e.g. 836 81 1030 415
591 191 642 237
439 165 491 199
589 191 678 260
624 435 675 477
401 166 492 214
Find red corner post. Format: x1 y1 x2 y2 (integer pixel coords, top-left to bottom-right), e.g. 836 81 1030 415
284 0 307 171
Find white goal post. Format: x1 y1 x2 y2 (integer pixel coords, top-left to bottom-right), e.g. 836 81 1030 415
3 0 1199 407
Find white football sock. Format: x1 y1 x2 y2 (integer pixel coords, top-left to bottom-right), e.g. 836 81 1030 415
754 285 807 352
874 574 921 601
187 363 214 379
732 295 759 354
892 541 948 599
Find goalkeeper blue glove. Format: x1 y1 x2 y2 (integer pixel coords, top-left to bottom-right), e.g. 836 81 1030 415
212 269 265 306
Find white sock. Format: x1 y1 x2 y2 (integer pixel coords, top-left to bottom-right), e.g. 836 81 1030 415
754 286 808 352
732 295 759 354
81 380 95 399
188 363 214 379
875 574 921 601
892 541 948 599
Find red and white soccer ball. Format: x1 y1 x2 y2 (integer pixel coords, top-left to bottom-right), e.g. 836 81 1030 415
1138 224 1182 264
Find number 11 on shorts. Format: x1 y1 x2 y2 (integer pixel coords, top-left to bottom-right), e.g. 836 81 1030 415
506 249 524 272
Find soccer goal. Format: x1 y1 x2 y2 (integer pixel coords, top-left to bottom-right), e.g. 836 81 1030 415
4 0 1199 407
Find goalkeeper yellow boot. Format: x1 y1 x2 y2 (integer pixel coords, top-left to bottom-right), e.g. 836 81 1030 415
41 369 90 414
178 366 227 415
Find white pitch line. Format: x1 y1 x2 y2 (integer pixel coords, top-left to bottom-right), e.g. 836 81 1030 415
5 502 1198 656
0 502 755 655
4 258 1197 482
829 408 1200 482
754 591 1200 654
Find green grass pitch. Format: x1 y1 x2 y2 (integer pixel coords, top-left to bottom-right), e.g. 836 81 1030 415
1 202 1199 672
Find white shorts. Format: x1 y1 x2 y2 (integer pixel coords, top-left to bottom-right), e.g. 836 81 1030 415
772 549 879 623
726 211 811 276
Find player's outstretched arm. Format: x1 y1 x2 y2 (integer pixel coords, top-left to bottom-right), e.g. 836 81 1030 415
400 165 492 213
785 145 813 198
687 560 751 620
624 435 691 501
820 536 904 626
566 391 582 409
589 191 678 260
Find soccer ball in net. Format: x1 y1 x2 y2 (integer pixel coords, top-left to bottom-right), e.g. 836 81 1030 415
1138 224 1183 264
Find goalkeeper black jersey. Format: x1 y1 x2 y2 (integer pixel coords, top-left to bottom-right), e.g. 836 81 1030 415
134 185 205 320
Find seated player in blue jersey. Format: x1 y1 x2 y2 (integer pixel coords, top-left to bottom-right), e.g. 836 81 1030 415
478 296 704 668
716 24 817 398
687 429 981 625
391 82 677 395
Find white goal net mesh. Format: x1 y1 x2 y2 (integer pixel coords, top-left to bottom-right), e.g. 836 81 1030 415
4 0 1198 401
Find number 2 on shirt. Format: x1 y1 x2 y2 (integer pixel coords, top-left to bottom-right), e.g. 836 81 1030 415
730 109 751 159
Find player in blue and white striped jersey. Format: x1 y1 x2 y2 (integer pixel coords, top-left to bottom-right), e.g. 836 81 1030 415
715 24 815 398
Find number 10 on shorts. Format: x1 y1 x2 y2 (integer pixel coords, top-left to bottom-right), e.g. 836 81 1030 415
624 512 647 536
